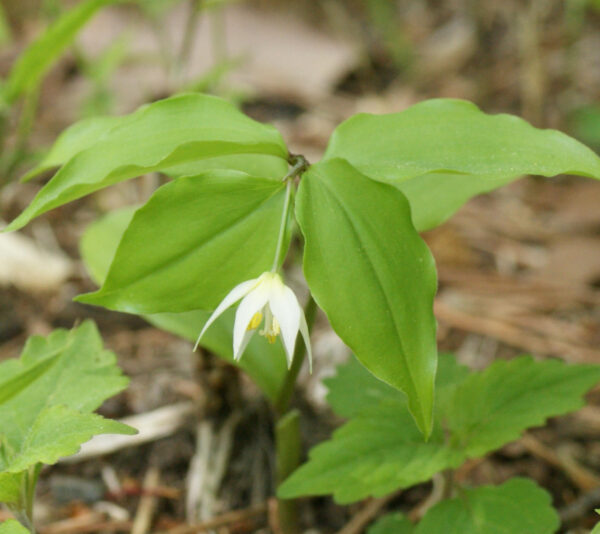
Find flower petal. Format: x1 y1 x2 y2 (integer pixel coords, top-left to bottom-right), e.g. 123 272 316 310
269 285 301 368
233 285 270 359
234 329 255 362
299 311 313 373
193 278 258 351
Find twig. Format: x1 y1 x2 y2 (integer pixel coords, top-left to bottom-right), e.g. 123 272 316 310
132 467 161 534
155 503 267 534
521 434 600 491
335 493 398 534
559 486 600 524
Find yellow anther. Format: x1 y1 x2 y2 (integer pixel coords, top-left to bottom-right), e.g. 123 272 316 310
260 316 280 343
247 311 263 331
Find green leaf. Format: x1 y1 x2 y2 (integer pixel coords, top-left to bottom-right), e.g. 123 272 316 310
278 354 468 503
280 354 597 504
5 405 133 473
7 93 288 232
415 478 559 534
326 354 469 420
324 357 405 419
593 523 600 534
0 322 134 475
0 520 30 534
76 171 288 313
368 513 415 534
79 206 288 401
3 0 121 105
447 356 600 458
278 398 463 503
0 472 22 503
22 115 124 182
324 99 600 230
296 158 438 437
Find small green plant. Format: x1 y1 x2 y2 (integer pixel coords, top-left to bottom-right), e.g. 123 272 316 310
0 321 135 532
6 92 600 531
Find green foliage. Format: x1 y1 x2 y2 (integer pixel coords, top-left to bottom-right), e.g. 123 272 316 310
367 513 414 534
324 99 600 230
79 206 288 401
447 356 600 457
0 322 135 504
77 171 288 313
6 93 288 232
415 479 558 534
2 0 122 105
296 158 438 437
0 521 29 534
279 355 600 503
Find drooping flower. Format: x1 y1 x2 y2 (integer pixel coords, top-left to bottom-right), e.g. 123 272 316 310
194 272 312 369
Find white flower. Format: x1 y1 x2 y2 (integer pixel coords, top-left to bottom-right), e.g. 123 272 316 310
194 272 312 369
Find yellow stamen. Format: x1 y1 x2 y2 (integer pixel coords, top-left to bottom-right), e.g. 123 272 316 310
247 311 263 331
261 316 280 344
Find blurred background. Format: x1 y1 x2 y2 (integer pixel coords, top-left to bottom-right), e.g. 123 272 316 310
1 0 600 532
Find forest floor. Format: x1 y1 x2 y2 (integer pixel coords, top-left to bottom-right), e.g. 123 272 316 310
1 1 600 532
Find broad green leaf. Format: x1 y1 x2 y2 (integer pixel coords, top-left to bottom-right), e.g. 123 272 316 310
22 115 124 182
0 322 133 474
0 520 29 534
3 0 121 104
5 405 132 473
447 356 600 458
367 513 415 534
79 206 288 400
397 172 516 232
7 93 288 232
77 171 288 313
415 478 559 534
163 154 288 181
23 123 288 183
324 99 600 230
296 158 438 437
278 398 463 503
593 523 600 534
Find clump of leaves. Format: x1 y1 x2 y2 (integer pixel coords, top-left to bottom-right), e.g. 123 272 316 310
0 321 135 531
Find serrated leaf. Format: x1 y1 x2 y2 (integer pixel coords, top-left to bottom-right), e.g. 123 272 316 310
0 520 29 534
5 405 134 472
324 99 600 231
415 478 559 534
0 321 132 474
281 355 597 504
7 93 288 231
278 398 463 503
76 171 288 313
367 513 414 534
3 0 121 104
296 158 438 436
0 472 22 503
447 356 600 457
326 354 469 420
79 206 288 401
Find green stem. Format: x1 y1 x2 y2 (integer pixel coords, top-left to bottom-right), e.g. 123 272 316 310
271 179 294 272
275 410 301 534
